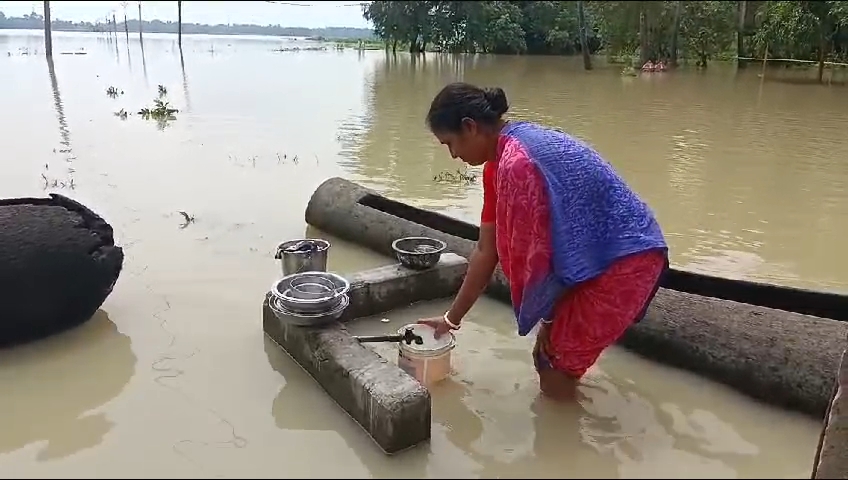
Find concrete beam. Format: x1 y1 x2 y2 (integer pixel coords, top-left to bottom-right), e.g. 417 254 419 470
339 253 469 322
303 177 848 418
263 253 469 454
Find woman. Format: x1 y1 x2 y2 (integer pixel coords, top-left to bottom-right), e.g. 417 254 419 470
418 83 668 400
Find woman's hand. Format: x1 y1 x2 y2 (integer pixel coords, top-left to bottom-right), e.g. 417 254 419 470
417 316 454 339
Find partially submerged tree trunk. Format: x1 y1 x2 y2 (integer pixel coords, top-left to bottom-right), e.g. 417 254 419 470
737 0 748 67
578 0 593 70
639 8 649 66
817 33 827 84
670 0 682 67
43 1 53 58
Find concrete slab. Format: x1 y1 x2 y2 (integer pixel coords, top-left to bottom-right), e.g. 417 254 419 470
263 253 469 454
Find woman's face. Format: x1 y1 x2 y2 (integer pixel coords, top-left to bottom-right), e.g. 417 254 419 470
433 120 490 166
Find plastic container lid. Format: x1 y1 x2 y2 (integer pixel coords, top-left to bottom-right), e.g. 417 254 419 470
397 323 455 357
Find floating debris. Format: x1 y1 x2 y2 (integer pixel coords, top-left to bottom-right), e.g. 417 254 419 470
178 211 195 229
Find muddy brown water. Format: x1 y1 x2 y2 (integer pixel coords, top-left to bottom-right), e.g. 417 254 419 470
1 29 843 477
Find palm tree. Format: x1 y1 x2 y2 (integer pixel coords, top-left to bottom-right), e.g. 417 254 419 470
43 0 53 57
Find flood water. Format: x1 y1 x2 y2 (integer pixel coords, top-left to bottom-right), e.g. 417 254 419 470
0 29 843 478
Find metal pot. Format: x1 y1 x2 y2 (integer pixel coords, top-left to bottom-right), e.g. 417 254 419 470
391 237 446 270
270 271 351 314
269 293 350 328
274 239 330 276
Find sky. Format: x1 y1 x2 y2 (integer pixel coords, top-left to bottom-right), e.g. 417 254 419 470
0 1 371 29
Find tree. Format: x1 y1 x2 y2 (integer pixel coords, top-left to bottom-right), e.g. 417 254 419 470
577 0 592 69
356 0 844 79
737 1 748 65
679 1 736 67
753 1 848 82
670 1 682 67
362 1 406 53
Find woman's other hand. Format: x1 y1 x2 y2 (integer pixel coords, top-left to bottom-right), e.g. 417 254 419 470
417 316 453 339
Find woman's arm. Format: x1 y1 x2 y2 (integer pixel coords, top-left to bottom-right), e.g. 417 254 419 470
445 223 498 325
419 224 497 337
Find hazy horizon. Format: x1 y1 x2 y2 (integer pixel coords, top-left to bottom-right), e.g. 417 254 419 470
0 1 371 29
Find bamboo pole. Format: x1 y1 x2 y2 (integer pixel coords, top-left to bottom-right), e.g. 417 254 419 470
122 2 129 41
43 0 53 58
137 1 143 41
178 1 182 48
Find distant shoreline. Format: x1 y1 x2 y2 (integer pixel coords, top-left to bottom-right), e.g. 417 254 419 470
0 28 370 40
0 12 375 40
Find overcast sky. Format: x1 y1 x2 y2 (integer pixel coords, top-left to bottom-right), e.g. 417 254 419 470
0 1 371 28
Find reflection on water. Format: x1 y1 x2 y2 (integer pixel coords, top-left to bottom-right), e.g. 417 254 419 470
44 55 75 190
0 310 136 461
0 29 835 478
179 48 192 114
139 31 148 85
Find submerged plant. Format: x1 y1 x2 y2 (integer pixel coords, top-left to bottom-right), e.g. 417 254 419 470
105 86 124 98
433 168 478 186
138 98 179 130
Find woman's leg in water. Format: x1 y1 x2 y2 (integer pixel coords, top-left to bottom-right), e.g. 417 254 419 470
533 249 668 400
534 323 579 401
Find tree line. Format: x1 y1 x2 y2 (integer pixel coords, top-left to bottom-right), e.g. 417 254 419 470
362 1 848 80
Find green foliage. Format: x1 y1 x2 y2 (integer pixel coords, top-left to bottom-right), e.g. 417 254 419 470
363 1 598 55
752 1 847 60
680 1 736 65
360 0 848 75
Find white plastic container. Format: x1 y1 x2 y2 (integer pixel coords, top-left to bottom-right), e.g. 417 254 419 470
396 323 456 387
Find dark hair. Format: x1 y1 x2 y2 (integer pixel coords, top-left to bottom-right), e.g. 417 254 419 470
426 82 509 133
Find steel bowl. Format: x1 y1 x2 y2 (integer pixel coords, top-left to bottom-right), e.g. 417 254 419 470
270 271 351 314
391 236 447 270
268 293 349 328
